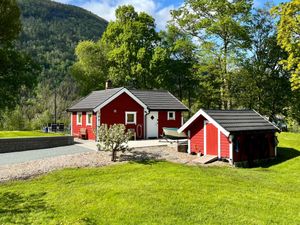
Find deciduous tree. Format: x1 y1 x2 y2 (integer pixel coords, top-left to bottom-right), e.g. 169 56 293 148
97 124 132 162
171 0 252 109
0 0 37 110
272 0 300 90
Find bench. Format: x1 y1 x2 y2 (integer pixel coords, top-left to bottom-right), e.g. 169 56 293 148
79 128 87 139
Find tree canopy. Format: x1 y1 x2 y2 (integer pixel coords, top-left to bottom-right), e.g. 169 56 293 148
0 0 37 110
272 0 300 90
171 0 252 109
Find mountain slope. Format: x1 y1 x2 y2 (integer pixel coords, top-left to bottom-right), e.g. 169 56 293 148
16 0 108 84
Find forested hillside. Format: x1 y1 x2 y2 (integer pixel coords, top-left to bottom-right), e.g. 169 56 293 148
17 0 108 83
0 0 108 130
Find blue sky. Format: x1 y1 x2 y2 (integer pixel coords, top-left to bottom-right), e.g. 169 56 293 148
54 0 289 29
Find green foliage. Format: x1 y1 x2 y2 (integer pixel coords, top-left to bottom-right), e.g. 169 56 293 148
72 5 162 90
156 26 198 108
71 41 108 95
16 0 108 85
0 49 38 109
171 0 253 109
97 124 132 162
0 132 299 224
102 5 160 88
231 7 291 117
0 0 21 46
272 0 300 90
1 0 108 129
0 0 38 110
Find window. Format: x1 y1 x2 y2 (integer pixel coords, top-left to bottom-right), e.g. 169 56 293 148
77 112 82 125
87 112 93 126
168 111 175 120
125 112 137 125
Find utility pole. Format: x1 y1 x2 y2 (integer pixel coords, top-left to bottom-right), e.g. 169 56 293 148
54 88 57 132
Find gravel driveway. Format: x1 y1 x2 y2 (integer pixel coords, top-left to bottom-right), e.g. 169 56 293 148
0 145 227 183
0 144 92 166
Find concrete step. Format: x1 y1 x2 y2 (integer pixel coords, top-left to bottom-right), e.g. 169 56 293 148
193 155 218 164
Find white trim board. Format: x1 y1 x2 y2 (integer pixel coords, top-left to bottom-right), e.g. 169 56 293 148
86 112 93 126
125 111 137 125
77 112 82 125
204 120 209 156
218 129 221 159
229 135 234 164
178 109 230 137
93 88 148 113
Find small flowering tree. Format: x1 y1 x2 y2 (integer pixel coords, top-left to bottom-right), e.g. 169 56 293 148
97 124 132 162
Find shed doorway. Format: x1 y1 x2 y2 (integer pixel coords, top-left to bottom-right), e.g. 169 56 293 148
205 121 218 156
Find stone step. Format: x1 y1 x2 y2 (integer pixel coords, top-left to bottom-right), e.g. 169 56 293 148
193 155 218 164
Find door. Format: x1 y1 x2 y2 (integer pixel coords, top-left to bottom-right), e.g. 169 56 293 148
205 122 218 155
146 111 158 139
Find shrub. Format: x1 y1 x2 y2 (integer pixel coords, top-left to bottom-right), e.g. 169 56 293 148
97 124 132 161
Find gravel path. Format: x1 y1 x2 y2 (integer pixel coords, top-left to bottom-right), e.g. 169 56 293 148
0 146 228 183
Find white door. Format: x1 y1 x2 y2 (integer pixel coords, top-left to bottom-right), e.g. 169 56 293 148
146 111 158 139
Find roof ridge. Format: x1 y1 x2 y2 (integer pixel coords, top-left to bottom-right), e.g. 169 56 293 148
92 87 124 93
89 87 125 111
129 89 168 92
204 109 252 111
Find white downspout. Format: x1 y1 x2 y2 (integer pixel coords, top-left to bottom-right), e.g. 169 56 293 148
187 130 191 154
70 112 73 136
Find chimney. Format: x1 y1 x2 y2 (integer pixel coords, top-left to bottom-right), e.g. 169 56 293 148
105 80 112 89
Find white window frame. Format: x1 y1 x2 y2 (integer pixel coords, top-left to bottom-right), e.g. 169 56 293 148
77 112 82 125
86 112 93 126
167 111 176 120
125 112 137 125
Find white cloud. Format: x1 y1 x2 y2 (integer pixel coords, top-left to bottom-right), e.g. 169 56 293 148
54 0 176 30
53 0 73 4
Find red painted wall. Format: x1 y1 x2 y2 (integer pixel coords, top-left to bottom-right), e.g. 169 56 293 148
220 133 230 158
189 116 205 154
72 112 97 140
206 123 218 155
158 111 182 136
188 116 229 157
100 92 145 139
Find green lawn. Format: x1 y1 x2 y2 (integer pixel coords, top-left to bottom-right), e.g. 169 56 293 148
0 131 65 138
0 133 299 224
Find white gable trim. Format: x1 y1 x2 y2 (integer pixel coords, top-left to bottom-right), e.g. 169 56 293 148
178 109 230 137
93 88 148 113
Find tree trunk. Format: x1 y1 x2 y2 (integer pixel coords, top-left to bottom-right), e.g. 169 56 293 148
222 39 230 109
111 149 117 162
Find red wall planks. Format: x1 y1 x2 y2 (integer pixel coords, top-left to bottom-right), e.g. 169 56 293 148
158 111 182 136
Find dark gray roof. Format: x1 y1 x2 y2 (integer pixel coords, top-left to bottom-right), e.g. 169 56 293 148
204 109 279 132
68 87 123 112
130 89 188 111
68 87 188 112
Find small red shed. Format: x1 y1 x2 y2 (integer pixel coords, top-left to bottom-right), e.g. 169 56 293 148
67 87 188 140
178 109 280 166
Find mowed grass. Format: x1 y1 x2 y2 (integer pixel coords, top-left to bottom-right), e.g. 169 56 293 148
0 130 65 138
0 133 299 224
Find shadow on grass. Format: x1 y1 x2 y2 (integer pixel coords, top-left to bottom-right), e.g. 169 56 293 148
258 147 300 168
0 192 55 224
119 150 162 165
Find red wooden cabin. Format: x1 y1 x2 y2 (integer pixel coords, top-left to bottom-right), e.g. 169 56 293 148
178 109 280 166
67 87 188 140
